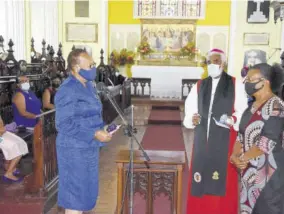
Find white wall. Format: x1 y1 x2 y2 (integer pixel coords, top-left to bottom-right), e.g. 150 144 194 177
58 0 108 63
0 0 26 60
30 0 59 54
230 1 282 78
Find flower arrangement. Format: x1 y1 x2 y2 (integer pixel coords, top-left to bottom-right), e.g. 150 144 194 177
111 50 120 66
179 42 197 59
137 40 153 56
110 49 135 66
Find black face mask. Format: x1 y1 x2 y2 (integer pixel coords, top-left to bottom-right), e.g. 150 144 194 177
245 80 264 96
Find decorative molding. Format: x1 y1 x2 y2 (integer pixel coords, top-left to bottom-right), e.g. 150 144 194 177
109 24 141 53
196 26 229 56
243 33 270 45
65 23 98 43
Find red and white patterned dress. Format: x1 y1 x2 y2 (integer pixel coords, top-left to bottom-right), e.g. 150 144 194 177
238 96 284 214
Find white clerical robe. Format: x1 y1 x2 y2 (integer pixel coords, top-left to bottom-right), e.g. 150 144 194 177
183 77 248 134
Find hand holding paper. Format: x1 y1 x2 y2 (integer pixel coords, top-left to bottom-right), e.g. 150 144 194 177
213 114 234 129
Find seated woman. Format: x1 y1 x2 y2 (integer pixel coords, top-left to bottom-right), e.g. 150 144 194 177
231 63 284 214
42 75 62 110
0 116 28 182
12 75 42 128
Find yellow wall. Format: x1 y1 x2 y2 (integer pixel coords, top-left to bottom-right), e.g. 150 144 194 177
58 0 103 61
108 0 231 26
232 2 282 78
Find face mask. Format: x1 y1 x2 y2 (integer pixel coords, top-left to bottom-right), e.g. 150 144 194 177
245 80 264 96
207 64 222 78
78 67 97 81
21 82 30 91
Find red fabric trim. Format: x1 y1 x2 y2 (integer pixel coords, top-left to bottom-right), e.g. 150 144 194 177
186 130 239 214
186 76 239 214
197 79 202 92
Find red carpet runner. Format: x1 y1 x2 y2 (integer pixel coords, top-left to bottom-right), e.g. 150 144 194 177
133 107 189 214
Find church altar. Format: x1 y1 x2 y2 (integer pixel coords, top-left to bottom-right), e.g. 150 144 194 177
131 65 203 99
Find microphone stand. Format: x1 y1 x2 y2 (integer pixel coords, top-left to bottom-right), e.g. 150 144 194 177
100 87 150 214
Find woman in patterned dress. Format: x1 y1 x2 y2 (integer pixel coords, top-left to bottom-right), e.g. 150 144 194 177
230 63 284 214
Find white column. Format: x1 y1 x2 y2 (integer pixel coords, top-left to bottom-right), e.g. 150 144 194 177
101 0 108 63
281 21 284 55
227 0 237 76
30 0 58 54
0 0 26 60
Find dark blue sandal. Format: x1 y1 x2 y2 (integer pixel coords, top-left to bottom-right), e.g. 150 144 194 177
13 169 20 176
2 175 23 183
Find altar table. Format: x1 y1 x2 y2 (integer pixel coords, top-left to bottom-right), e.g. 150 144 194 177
131 65 203 99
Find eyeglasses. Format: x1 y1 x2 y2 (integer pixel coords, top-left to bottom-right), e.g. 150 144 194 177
243 77 264 83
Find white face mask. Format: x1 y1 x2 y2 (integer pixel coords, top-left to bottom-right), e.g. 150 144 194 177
208 64 222 78
21 82 30 91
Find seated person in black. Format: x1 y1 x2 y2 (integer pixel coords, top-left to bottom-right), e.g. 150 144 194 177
42 75 62 110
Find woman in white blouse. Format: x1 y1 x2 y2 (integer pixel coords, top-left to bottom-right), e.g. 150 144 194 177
0 116 28 183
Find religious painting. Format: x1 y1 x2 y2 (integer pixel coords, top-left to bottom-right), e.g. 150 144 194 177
243 49 267 67
139 19 197 66
141 22 195 53
247 0 270 23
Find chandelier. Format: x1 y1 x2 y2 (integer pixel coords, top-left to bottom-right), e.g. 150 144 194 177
271 0 284 23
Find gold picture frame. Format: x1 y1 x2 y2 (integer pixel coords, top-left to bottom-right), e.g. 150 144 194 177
139 19 197 66
65 23 98 43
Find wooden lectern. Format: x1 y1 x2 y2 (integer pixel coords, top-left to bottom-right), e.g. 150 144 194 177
116 150 186 214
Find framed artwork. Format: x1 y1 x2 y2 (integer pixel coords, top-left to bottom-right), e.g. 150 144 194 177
75 0 89 18
141 19 196 52
139 19 197 66
247 0 270 23
65 23 98 43
243 49 267 67
243 33 269 45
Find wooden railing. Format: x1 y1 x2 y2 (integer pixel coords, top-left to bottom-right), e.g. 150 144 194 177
24 110 58 197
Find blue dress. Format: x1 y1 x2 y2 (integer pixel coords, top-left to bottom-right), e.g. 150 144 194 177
12 89 41 127
55 75 105 211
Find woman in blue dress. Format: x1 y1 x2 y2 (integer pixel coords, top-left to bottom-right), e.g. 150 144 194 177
55 49 113 214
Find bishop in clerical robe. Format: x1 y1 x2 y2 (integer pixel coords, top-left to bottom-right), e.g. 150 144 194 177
184 49 248 214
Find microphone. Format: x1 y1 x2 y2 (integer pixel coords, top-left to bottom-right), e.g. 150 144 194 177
96 82 108 93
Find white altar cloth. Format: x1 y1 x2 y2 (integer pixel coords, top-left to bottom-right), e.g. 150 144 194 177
131 65 203 99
